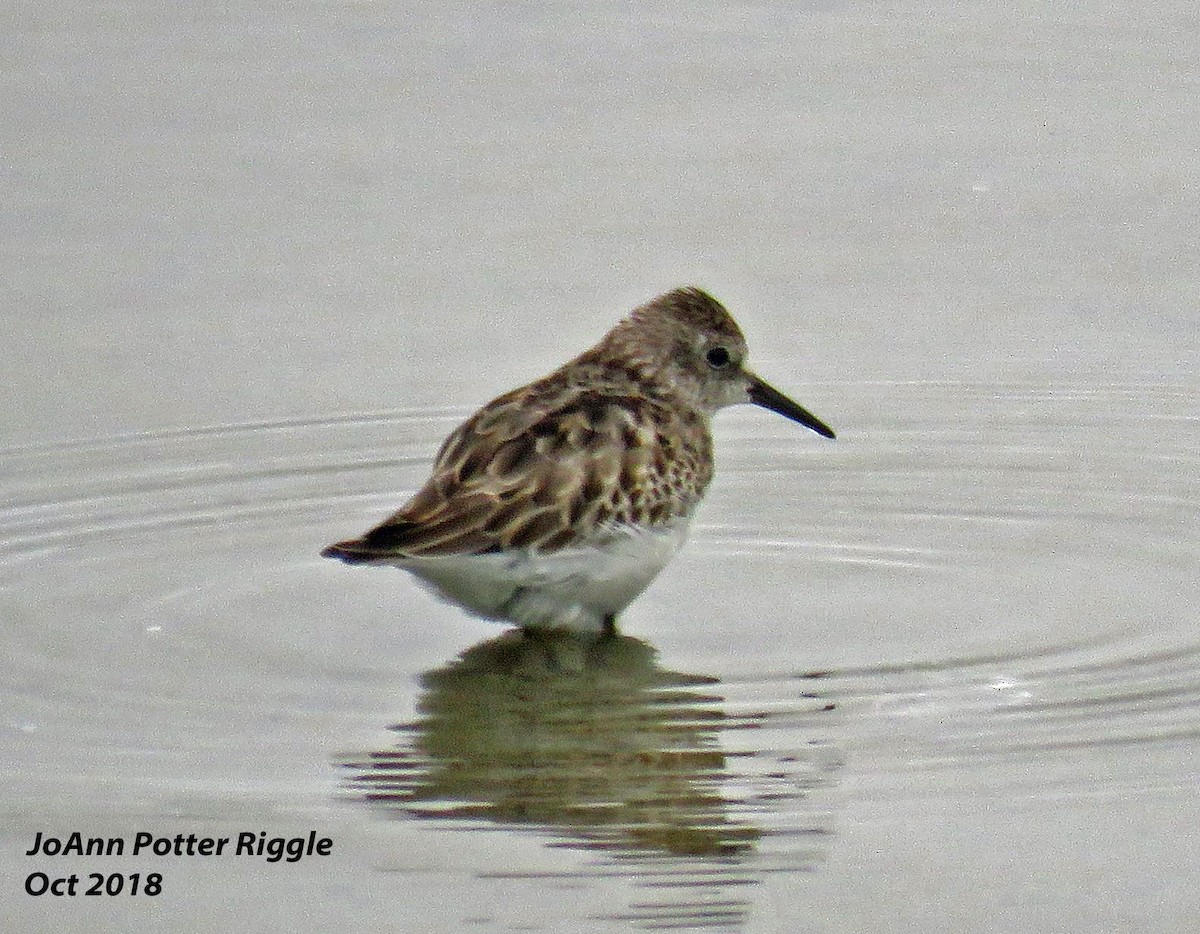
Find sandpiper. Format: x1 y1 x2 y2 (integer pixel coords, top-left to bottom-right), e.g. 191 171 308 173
323 287 834 634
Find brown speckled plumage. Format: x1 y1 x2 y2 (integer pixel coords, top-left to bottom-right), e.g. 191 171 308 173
322 286 834 632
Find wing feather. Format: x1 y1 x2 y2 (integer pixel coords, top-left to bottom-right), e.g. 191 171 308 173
322 381 704 562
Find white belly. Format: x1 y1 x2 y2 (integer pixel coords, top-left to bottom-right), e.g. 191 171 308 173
383 521 690 632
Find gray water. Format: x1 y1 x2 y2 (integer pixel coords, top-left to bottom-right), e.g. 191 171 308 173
3 2 1198 932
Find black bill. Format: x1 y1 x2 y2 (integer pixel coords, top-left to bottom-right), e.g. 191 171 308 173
746 373 836 439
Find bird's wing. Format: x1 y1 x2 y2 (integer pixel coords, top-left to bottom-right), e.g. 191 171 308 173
322 385 687 561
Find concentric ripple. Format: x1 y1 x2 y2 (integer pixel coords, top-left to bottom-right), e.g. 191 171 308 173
2 378 1198 929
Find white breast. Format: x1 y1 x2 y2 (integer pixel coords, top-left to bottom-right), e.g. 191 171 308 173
385 520 691 632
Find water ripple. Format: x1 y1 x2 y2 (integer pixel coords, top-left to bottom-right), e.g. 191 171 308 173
1 378 1198 927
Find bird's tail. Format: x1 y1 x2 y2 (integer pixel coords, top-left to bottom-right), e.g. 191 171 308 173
320 539 385 565
322 518 429 564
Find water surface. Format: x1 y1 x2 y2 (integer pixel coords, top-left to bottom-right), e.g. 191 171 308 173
3 375 1198 931
3 1 1199 931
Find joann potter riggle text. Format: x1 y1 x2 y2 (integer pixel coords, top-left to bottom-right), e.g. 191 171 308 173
26 831 333 863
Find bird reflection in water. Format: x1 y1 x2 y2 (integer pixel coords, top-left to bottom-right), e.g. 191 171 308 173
339 630 759 857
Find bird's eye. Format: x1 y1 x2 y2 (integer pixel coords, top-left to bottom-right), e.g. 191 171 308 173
706 347 732 369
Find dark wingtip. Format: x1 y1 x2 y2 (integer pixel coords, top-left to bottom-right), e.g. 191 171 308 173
321 540 376 564
322 519 420 564
361 520 417 550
